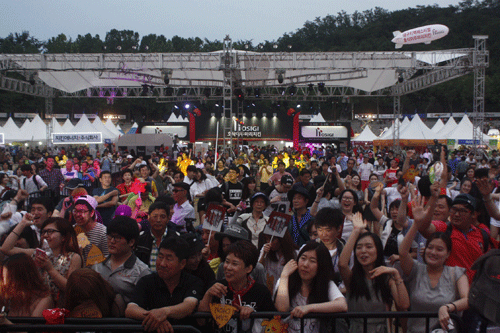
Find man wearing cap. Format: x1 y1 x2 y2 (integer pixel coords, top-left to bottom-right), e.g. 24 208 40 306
93 216 151 305
287 186 313 247
135 201 180 271
415 191 495 284
170 182 195 231
73 195 109 266
234 192 269 247
121 155 135 171
182 233 215 293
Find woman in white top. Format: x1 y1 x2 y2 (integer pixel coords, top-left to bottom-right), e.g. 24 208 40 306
189 168 215 199
275 241 347 333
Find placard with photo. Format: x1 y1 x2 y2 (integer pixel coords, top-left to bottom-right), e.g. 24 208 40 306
263 211 290 238
203 204 227 232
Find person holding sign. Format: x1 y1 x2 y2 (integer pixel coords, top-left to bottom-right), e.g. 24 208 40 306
199 240 276 333
234 192 269 247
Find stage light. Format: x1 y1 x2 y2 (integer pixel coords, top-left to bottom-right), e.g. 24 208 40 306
234 88 244 101
398 73 404 83
278 74 284 84
308 83 314 93
174 104 179 109
296 104 301 108
254 88 261 98
318 83 325 92
117 46 122 51
141 84 149 96
184 103 191 109
288 85 297 96
163 76 169 85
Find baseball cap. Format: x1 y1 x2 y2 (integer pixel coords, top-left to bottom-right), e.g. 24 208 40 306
181 233 205 257
280 174 294 186
74 195 98 211
452 193 476 211
127 155 133 159
215 224 249 241
66 178 84 190
250 192 270 207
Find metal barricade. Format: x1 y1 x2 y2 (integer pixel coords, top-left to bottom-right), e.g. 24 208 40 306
2 312 463 333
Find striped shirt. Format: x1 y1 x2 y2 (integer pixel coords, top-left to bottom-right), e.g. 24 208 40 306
149 229 169 272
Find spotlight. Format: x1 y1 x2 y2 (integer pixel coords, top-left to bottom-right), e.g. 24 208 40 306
184 103 191 109
288 85 297 96
234 88 244 101
254 88 261 98
163 76 169 85
117 46 122 51
308 83 314 93
398 73 404 83
273 44 278 49
278 74 284 84
318 83 325 92
279 87 286 96
141 84 149 96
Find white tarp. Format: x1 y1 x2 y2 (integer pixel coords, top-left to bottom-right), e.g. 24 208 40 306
50 117 65 134
309 113 326 123
62 119 75 132
73 114 99 133
437 117 458 137
446 115 492 142
2 117 21 143
352 125 378 142
399 114 442 140
104 118 122 137
431 119 445 133
92 117 119 141
30 115 49 141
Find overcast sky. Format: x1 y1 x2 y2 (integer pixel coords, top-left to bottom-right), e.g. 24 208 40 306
1 0 463 44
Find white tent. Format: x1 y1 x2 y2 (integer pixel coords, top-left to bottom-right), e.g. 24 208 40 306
50 117 65 134
62 119 74 132
116 124 124 134
352 126 378 142
92 117 118 141
310 113 326 123
29 115 48 141
447 115 492 142
431 119 445 133
438 118 458 137
73 114 98 133
104 118 122 137
1 117 21 143
19 119 33 141
398 114 442 140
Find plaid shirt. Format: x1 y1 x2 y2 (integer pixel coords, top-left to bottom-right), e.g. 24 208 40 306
39 168 65 191
149 229 169 272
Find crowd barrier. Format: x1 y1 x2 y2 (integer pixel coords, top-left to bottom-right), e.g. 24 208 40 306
2 311 463 333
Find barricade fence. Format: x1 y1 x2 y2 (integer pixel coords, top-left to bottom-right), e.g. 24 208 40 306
2 311 463 333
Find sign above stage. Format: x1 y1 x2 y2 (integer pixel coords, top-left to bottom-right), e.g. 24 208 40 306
52 132 102 144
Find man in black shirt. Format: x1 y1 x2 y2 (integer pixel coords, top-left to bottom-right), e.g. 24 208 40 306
126 236 204 332
221 166 244 215
339 158 359 179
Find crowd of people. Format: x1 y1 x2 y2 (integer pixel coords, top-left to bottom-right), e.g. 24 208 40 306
0 142 499 333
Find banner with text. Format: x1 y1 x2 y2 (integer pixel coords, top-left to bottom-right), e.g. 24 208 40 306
52 132 102 144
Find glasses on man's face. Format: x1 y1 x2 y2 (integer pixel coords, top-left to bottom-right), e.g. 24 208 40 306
342 196 354 201
73 209 90 215
41 229 60 236
449 207 471 215
107 234 125 242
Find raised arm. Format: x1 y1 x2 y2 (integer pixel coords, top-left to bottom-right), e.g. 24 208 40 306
415 183 440 238
274 259 297 312
339 212 366 292
398 200 419 277
369 183 385 222
477 178 500 221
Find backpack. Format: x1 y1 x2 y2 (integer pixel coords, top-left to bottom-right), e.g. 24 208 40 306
469 249 500 325
23 175 40 191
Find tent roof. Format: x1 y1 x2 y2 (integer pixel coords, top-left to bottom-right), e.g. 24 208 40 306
73 114 98 133
50 118 65 134
92 117 118 140
61 119 74 132
446 115 492 141
431 119 445 133
104 118 122 137
352 126 377 142
29 115 48 141
127 122 138 134
2 117 21 142
399 114 442 140
310 113 326 123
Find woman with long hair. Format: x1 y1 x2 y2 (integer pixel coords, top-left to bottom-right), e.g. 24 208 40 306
275 241 347 333
116 169 135 203
65 268 118 318
0 253 53 317
339 212 409 333
0 216 82 306
258 228 298 292
399 195 469 332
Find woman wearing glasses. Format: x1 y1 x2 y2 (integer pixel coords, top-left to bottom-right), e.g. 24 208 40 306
0 216 82 306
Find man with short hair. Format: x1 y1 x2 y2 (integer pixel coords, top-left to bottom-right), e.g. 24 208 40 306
221 166 244 214
170 182 195 231
135 201 179 271
268 161 292 187
20 164 48 195
292 169 316 206
339 158 359 179
38 157 65 195
285 158 299 180
93 216 151 304
139 163 158 197
125 237 204 332
92 171 119 226
73 195 109 266
264 174 293 216
80 161 95 182
61 160 77 181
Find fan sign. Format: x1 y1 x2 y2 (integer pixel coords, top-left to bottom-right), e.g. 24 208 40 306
263 212 290 238
203 204 226 232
